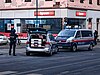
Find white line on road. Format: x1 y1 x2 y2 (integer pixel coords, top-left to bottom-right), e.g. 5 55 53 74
14 57 100 75
59 64 100 75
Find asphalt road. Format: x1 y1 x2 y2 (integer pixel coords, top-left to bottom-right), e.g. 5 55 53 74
0 43 100 75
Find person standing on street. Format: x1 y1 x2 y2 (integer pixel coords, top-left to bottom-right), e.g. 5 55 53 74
9 29 18 56
94 30 98 45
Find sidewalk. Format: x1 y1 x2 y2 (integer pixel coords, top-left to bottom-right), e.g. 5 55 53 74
97 41 100 44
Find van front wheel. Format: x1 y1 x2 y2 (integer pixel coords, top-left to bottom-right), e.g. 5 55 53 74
71 45 77 52
48 50 53 56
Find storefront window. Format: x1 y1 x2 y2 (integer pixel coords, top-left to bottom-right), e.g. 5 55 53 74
66 18 86 29
4 19 14 32
4 20 14 24
25 20 34 24
0 20 4 32
21 20 35 32
22 19 61 33
45 18 62 33
88 18 92 29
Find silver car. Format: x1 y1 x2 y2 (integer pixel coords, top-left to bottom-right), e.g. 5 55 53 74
26 28 58 56
0 34 9 45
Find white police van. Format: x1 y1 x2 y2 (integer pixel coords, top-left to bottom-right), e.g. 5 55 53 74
56 29 95 51
26 28 58 56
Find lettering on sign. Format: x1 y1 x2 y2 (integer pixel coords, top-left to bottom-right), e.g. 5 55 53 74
76 11 86 17
34 11 55 16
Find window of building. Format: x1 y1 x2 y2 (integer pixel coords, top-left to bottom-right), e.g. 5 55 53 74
5 0 11 3
97 0 100 5
70 0 74 2
80 0 84 3
45 0 52 1
88 18 92 22
89 0 92 4
4 19 14 32
55 2 60 6
25 0 31 2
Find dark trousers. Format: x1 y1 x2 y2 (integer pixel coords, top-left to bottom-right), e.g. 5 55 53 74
94 38 97 45
9 42 16 55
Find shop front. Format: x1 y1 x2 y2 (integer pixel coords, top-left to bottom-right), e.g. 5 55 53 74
64 18 86 29
22 18 62 34
0 9 88 43
66 9 87 29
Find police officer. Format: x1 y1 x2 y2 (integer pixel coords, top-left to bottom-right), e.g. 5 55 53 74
94 30 98 45
9 29 18 56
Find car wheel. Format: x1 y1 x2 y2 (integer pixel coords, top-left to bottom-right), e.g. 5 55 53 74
88 44 93 51
26 52 30 56
71 45 77 52
54 46 58 54
48 50 53 56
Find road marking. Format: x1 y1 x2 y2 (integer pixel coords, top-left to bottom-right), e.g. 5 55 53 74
60 64 100 74
0 71 16 75
27 74 42 75
15 58 100 75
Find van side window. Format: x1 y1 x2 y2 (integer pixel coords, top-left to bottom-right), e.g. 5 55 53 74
81 31 92 37
75 31 81 38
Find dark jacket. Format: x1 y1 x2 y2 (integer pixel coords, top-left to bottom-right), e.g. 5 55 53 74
9 29 18 43
94 30 98 39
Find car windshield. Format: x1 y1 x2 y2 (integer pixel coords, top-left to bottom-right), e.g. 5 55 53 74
31 34 46 39
57 30 76 37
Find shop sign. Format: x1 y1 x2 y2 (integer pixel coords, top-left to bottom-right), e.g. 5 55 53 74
76 11 86 17
34 11 55 16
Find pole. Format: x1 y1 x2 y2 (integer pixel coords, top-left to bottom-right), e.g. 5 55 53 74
36 0 38 27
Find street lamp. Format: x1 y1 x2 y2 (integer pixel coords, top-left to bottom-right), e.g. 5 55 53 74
35 0 39 28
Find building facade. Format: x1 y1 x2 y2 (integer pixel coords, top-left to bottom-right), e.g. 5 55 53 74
0 0 100 40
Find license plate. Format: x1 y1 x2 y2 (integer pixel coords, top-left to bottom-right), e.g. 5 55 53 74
58 46 62 48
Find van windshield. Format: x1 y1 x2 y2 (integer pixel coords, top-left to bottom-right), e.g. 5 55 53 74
57 30 75 37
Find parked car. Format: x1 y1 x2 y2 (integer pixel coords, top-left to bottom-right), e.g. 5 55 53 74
0 34 9 45
56 29 95 51
26 28 58 56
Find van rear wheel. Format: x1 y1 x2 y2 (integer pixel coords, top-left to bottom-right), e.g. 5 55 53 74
88 44 93 51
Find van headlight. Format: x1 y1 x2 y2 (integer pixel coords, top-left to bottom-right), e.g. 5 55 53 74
66 40 72 43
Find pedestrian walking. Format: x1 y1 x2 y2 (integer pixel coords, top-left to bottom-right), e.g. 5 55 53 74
9 29 18 56
94 30 98 45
